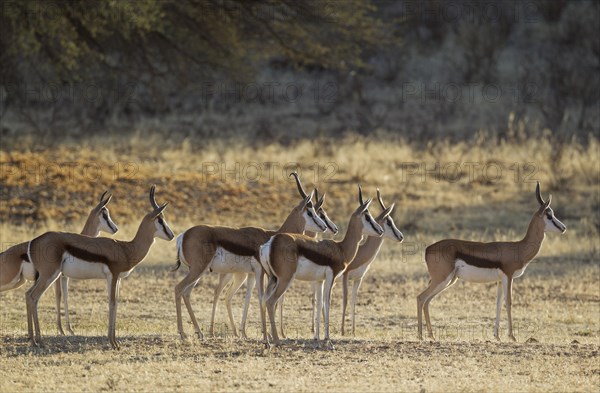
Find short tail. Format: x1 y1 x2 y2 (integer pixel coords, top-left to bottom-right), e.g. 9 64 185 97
26 239 40 281
259 237 275 277
171 232 186 272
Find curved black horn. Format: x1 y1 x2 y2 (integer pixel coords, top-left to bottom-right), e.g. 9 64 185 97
358 184 364 205
289 172 308 199
376 187 386 210
535 181 545 206
100 190 108 202
149 184 159 209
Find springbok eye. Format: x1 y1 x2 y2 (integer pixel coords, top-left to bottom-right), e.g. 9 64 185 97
158 217 164 224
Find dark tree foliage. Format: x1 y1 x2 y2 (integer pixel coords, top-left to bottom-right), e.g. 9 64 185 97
0 0 384 97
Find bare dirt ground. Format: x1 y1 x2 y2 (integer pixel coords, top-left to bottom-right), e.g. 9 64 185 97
1 253 598 392
1 136 598 392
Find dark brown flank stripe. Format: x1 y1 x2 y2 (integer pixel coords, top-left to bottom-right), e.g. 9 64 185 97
65 245 110 264
219 239 258 257
455 251 502 270
296 242 345 273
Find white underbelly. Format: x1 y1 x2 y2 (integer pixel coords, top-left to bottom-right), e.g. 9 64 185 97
21 261 37 281
455 259 501 283
210 247 254 274
61 253 110 280
295 257 329 282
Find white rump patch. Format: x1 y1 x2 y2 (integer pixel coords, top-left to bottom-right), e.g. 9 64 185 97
259 238 274 277
21 261 37 281
455 259 502 283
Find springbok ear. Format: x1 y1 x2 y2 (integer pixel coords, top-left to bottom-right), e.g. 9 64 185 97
152 202 168 218
303 190 314 209
535 181 545 206
382 203 395 218
100 193 113 207
315 188 326 209
356 197 372 214
99 190 108 202
546 194 552 207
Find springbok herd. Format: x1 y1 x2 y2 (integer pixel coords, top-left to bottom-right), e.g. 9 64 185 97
0 173 566 350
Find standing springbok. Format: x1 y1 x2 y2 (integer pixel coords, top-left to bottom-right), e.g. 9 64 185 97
173 178 328 341
340 188 404 336
260 185 384 348
270 179 339 339
26 185 174 349
0 191 118 335
207 173 338 338
275 188 403 338
417 182 566 341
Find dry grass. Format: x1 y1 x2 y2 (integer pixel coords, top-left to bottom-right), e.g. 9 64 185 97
1 134 599 392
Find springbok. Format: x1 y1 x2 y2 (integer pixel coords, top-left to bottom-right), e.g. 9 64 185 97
340 188 404 336
0 191 118 335
417 182 566 341
275 188 403 338
207 173 338 338
26 185 173 349
260 185 384 348
173 176 328 341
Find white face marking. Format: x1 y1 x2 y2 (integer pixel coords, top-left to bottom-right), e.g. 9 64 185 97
319 210 339 234
295 257 330 281
99 208 118 234
303 208 327 233
382 218 404 242
361 213 383 237
61 252 109 280
455 259 502 283
543 213 566 233
210 247 254 274
155 217 175 240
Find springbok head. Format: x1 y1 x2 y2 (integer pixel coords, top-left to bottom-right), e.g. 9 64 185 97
289 172 330 233
147 185 175 241
535 182 566 234
375 188 404 242
93 191 118 235
355 184 383 237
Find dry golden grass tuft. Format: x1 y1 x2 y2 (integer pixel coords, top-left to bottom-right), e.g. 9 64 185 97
1 134 599 392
